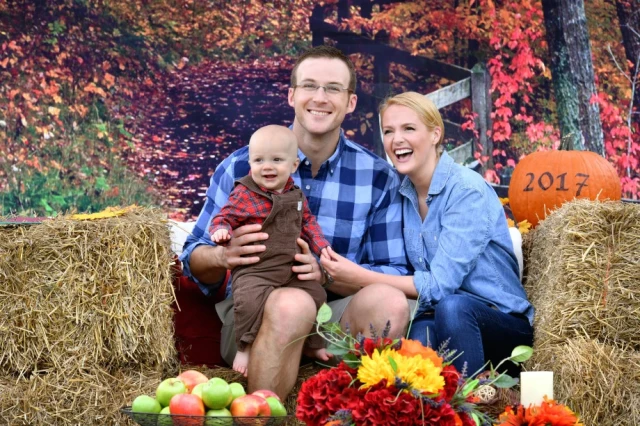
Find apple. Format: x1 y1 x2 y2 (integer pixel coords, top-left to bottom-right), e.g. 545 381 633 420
201 378 232 410
192 382 206 399
169 393 205 416
265 396 287 416
251 389 280 402
131 394 162 414
204 408 233 426
156 378 188 407
178 370 209 393
157 406 173 426
228 382 246 403
229 394 271 417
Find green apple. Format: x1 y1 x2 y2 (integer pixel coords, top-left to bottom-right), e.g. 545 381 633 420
192 382 206 398
131 394 162 414
156 378 188 407
228 382 246 404
201 378 232 410
204 408 233 426
157 406 173 426
265 396 287 416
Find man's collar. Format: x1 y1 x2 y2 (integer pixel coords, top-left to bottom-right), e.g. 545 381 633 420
297 130 345 174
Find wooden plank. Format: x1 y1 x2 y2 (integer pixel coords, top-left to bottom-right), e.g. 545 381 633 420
425 78 471 109
311 20 471 81
447 140 473 165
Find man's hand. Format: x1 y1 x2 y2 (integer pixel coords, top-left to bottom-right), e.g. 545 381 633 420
220 224 268 270
293 238 323 283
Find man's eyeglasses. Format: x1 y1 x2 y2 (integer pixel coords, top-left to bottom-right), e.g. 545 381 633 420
293 83 352 96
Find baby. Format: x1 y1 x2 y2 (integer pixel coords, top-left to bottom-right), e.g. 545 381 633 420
209 124 331 376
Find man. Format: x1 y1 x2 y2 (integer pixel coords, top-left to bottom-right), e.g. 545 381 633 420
180 45 410 399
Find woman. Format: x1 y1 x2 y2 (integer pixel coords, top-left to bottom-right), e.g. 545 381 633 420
320 91 534 374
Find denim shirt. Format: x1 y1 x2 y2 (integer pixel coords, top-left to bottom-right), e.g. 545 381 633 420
401 151 534 325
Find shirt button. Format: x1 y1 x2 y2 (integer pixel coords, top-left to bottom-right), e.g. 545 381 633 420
305 161 309 165
419 257 423 263
306 185 311 190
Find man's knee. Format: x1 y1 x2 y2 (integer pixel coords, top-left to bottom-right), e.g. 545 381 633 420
262 288 316 334
344 284 410 336
435 294 477 334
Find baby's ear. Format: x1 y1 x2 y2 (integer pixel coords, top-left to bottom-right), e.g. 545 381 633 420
292 157 301 172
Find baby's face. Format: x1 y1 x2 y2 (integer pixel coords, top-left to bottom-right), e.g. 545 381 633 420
248 135 300 193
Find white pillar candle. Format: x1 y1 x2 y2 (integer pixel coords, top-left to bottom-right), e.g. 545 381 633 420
520 371 554 407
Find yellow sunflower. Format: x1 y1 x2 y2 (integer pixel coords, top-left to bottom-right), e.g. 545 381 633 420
357 349 445 394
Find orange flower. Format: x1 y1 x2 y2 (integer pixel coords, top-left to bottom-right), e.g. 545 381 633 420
496 405 526 426
397 338 443 368
526 399 584 426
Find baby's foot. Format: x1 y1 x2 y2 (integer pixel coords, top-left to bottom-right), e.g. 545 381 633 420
303 346 333 362
233 350 250 377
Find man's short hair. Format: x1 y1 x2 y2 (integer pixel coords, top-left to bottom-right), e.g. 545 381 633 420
290 45 357 92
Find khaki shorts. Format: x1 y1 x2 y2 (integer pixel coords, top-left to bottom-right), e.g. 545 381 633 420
216 295 418 366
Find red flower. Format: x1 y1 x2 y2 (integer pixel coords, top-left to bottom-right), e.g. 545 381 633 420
440 365 461 401
296 366 354 425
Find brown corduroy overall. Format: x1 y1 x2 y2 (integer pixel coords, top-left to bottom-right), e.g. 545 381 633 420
231 175 327 351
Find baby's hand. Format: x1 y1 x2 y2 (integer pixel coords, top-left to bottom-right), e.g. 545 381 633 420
213 229 231 243
320 247 331 260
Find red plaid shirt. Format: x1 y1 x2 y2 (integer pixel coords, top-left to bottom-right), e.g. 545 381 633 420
209 176 330 256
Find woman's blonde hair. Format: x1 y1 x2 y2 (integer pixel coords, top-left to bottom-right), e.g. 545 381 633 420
379 91 445 152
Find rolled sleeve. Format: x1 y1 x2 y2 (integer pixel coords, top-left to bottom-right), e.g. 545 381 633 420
179 151 245 296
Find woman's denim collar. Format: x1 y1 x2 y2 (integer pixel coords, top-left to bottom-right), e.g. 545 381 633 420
399 150 455 197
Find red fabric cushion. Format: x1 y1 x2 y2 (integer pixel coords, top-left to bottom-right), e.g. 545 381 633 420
172 262 229 367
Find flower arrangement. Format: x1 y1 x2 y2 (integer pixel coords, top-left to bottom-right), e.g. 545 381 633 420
296 305 533 426
495 398 583 426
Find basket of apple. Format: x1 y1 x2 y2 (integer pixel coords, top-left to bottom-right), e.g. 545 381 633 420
121 370 291 426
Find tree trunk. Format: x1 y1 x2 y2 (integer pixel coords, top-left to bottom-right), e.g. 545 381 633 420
615 0 640 112
542 0 605 154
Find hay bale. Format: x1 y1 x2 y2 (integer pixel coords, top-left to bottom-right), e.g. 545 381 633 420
523 199 640 424
525 338 640 426
0 208 178 375
523 199 640 349
0 366 165 425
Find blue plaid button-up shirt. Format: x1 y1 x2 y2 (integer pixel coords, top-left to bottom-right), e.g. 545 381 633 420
180 131 409 296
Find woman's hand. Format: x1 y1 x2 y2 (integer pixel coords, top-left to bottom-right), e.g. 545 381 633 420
320 246 366 287
293 238 323 283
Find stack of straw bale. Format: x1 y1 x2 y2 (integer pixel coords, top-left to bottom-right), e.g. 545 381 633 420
0 208 178 425
523 199 640 425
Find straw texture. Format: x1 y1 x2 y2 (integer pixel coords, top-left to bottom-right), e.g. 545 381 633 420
523 199 640 425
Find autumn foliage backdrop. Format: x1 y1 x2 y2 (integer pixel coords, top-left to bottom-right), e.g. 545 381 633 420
1 0 638 219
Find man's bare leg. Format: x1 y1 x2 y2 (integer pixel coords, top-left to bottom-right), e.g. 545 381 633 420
247 287 316 400
341 283 411 338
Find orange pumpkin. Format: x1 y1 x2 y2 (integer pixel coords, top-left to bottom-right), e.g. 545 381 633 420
508 150 621 227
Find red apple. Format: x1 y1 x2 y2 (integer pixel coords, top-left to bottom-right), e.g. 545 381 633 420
230 394 271 417
178 370 209 393
251 389 280 402
169 393 206 416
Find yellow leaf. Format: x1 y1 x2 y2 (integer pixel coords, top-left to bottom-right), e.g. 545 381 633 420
517 220 532 234
71 205 138 221
499 197 509 206
506 218 515 228
48 106 60 117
